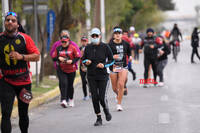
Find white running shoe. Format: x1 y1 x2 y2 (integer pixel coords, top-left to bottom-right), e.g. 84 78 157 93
157 82 164 87
143 84 149 88
61 100 68 108
69 99 75 107
83 96 89 101
116 104 123 111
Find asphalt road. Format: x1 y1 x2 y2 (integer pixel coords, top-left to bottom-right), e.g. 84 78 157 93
12 39 200 133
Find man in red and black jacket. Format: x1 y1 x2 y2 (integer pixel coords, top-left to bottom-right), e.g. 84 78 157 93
0 12 40 133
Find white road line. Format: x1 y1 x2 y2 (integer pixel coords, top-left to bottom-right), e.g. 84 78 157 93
160 95 169 102
158 113 170 124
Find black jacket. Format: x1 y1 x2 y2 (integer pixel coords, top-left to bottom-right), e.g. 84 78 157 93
170 27 182 41
142 36 159 59
82 42 114 80
158 43 171 61
191 32 199 48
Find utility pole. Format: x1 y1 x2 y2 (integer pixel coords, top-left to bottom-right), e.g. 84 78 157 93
34 0 39 87
94 0 100 28
100 0 106 42
2 0 9 30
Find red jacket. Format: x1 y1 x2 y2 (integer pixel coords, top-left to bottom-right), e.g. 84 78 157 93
52 44 80 73
0 32 40 86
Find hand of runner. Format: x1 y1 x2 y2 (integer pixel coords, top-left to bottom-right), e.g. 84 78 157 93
85 59 92 65
129 56 132 62
96 63 104 69
149 45 154 49
113 54 119 60
66 60 72 64
159 50 164 55
9 51 23 60
58 57 66 62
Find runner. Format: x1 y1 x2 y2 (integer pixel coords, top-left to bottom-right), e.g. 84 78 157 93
109 26 132 111
191 27 200 63
79 36 90 100
122 30 136 96
50 30 81 106
52 35 81 108
169 23 183 62
132 33 142 63
156 36 170 87
82 28 114 126
140 28 159 88
0 12 40 133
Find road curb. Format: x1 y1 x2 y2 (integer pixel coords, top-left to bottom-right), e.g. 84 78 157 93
0 77 81 119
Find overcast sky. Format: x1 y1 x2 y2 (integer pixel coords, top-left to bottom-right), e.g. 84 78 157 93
166 0 200 18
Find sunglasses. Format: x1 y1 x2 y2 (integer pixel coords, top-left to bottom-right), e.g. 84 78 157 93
60 36 69 39
91 34 99 38
5 18 17 23
6 12 17 17
114 31 122 34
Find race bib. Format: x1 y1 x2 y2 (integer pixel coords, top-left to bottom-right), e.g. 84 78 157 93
113 65 123 73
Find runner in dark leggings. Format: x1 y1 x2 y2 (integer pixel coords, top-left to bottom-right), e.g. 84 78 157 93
52 35 80 108
79 36 90 100
82 28 114 126
156 36 170 87
191 27 200 63
0 12 40 133
0 82 31 133
141 28 159 88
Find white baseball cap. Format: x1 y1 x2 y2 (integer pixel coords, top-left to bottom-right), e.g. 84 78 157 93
129 26 135 31
90 28 101 35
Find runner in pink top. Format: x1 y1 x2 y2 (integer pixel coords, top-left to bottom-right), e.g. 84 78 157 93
50 30 81 69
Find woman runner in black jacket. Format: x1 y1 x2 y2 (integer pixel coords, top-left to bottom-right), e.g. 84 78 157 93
82 28 114 126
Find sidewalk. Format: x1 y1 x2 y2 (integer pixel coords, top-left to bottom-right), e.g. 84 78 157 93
0 76 80 119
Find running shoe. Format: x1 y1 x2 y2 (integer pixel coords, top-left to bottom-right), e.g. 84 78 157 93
94 118 102 126
83 96 89 101
124 89 128 96
143 83 149 88
116 104 123 111
157 82 164 87
103 108 112 121
61 100 68 108
68 99 74 107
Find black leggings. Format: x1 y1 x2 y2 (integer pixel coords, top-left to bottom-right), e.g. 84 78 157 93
58 70 76 101
88 78 109 114
0 79 31 133
80 69 88 97
144 57 157 81
191 47 200 62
